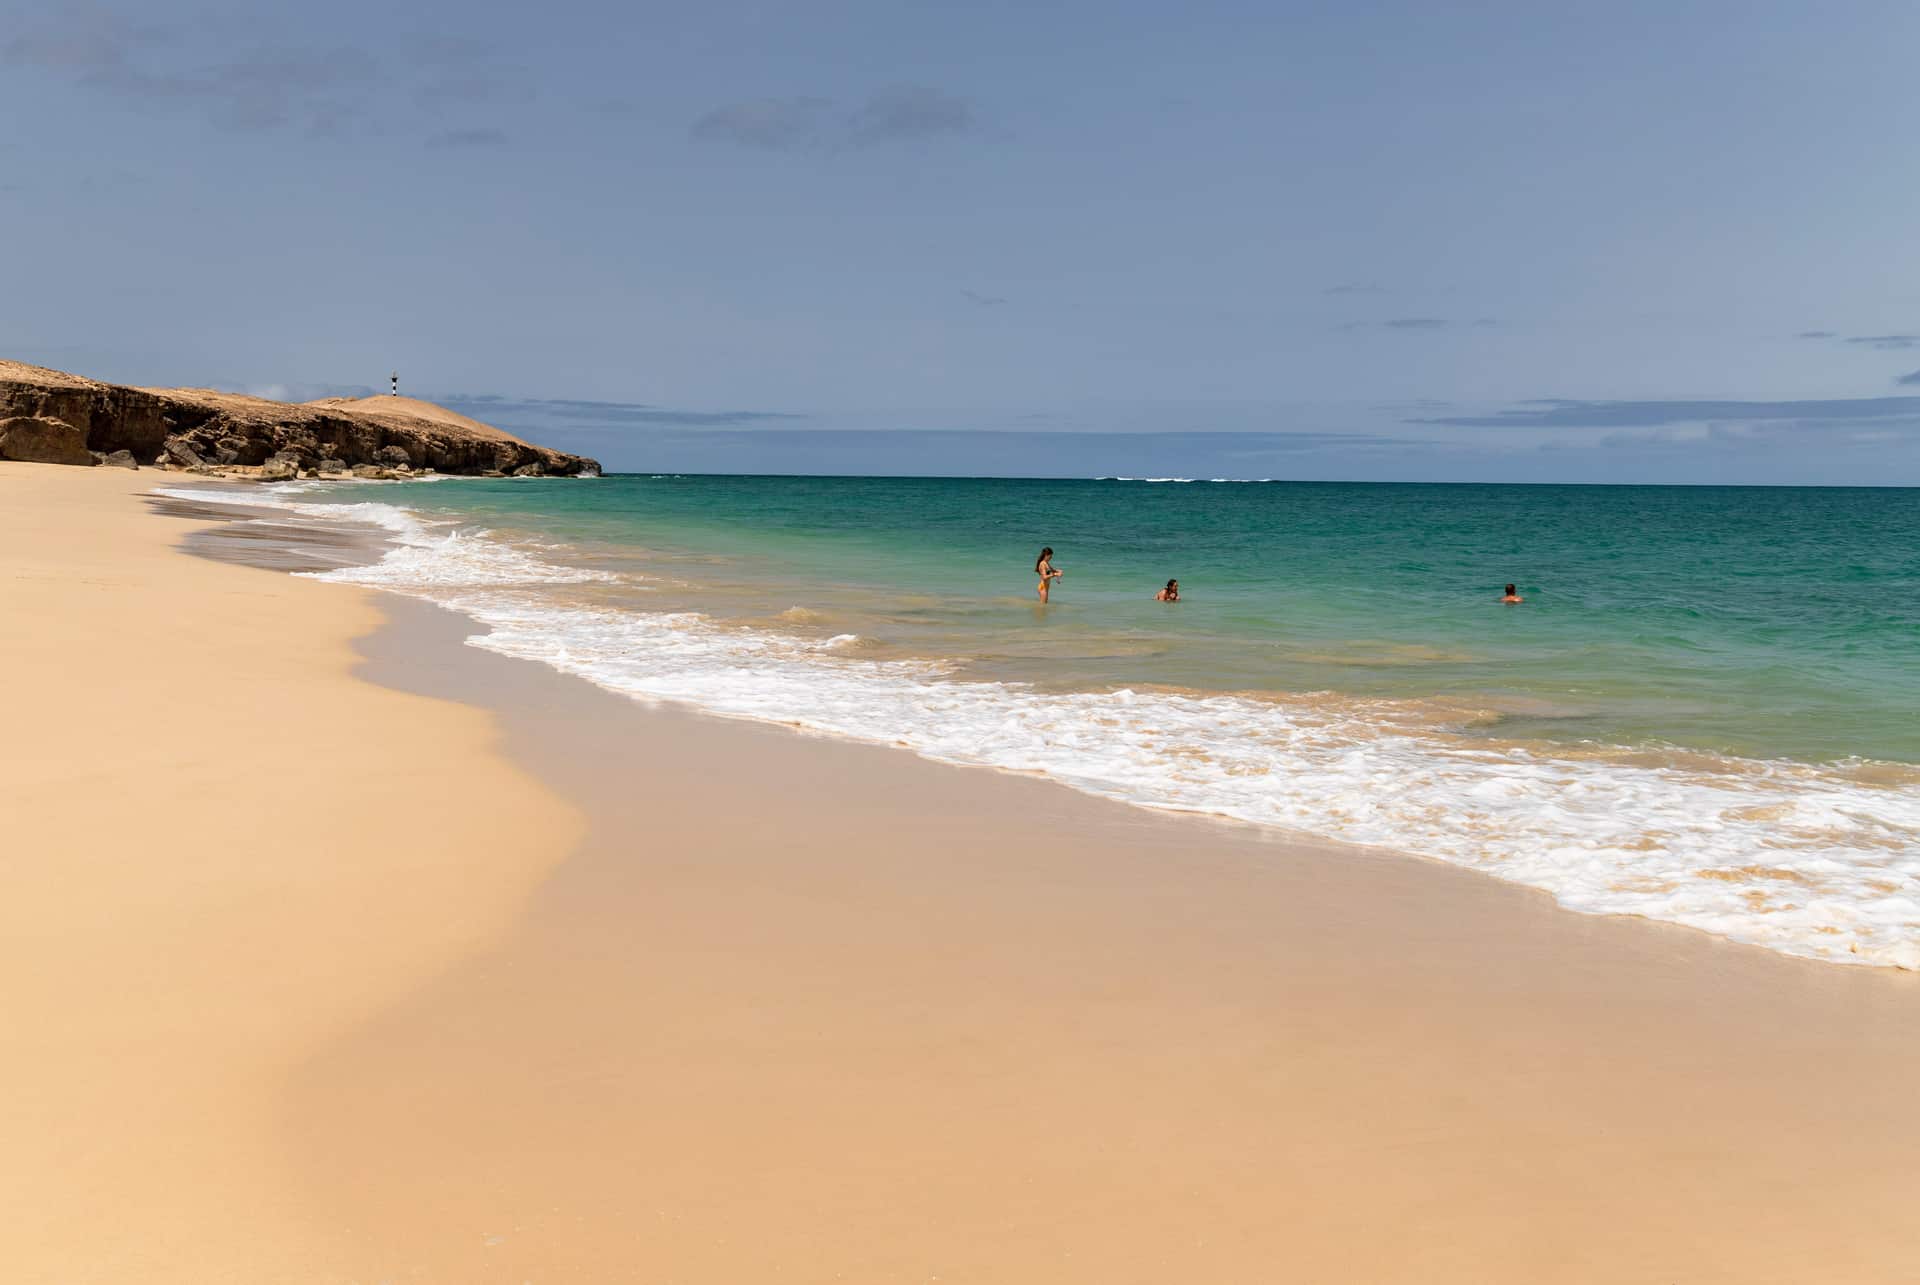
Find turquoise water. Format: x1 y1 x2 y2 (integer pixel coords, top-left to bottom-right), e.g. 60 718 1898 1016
343 476 1920 764
181 475 1920 967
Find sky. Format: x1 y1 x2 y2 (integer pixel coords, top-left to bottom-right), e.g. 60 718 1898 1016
4 0 1919 482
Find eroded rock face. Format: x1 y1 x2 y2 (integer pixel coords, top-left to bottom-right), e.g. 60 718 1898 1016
0 359 600 476
259 454 300 482
0 416 95 466
165 439 206 468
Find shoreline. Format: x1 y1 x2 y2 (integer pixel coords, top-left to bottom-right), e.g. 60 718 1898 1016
158 473 1920 971
313 592 1920 1283
8 460 1920 1280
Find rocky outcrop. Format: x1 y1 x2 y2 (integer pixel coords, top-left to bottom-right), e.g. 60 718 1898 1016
0 359 600 477
164 439 205 469
0 415 95 466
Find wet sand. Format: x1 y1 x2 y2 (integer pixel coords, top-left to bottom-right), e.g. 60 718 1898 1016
6 461 1920 1282
309 606 1920 1283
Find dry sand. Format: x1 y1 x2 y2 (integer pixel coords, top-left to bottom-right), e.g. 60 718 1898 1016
5 460 1920 1282
0 463 581 1279
301 394 522 441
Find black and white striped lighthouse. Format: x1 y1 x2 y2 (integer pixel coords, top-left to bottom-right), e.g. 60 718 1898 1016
390 371 399 397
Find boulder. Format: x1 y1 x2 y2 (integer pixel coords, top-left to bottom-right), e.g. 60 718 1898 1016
351 464 385 478
259 454 300 482
102 450 138 469
316 457 348 475
512 462 546 478
0 416 95 466
374 444 412 466
164 439 205 468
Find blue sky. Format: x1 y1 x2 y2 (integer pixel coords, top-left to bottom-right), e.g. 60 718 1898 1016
4 0 1918 481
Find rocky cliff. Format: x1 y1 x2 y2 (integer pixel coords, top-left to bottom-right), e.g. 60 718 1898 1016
0 360 599 478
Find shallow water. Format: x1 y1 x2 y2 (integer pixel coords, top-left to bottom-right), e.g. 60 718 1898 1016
165 475 1920 967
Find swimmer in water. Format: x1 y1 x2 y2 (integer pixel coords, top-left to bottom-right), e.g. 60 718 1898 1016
1036 547 1063 602
1501 583 1524 603
1154 579 1180 602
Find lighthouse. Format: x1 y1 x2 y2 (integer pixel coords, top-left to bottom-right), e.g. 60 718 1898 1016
390 371 399 397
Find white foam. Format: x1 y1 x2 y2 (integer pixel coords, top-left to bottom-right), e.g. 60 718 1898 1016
164 483 1920 970
152 485 613 588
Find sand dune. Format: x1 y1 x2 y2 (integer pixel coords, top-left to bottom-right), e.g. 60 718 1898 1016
304 393 521 442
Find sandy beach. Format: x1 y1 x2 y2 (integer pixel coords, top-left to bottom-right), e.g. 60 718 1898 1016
6 459 1920 1282
0 463 581 1278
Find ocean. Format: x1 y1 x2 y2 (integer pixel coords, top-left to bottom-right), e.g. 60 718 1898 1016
171 475 1920 968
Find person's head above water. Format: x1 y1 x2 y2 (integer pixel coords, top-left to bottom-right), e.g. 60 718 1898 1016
1501 583 1524 602
1166 579 1178 592
1505 584 1516 596
1036 547 1054 572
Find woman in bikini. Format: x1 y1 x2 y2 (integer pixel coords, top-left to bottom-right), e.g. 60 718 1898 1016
1154 579 1179 602
1035 547 1063 602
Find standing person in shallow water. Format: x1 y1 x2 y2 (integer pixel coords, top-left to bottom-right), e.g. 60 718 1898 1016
1035 547 1063 602
1155 579 1180 602
1501 583 1524 603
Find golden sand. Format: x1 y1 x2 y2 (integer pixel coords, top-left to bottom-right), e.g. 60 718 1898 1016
0 462 580 1278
